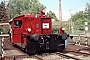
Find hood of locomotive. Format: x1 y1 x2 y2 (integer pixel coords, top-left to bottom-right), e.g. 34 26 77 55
21 14 52 35
21 14 69 41
10 14 69 41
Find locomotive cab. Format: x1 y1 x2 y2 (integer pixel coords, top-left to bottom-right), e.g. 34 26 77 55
10 9 69 54
9 18 24 48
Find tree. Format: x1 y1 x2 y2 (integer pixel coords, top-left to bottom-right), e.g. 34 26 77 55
85 3 90 19
72 2 90 25
69 2 90 33
46 11 58 21
71 11 86 22
7 0 46 19
0 26 3 32
0 1 9 22
30 0 46 14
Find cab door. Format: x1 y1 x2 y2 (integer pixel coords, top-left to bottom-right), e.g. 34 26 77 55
12 20 22 44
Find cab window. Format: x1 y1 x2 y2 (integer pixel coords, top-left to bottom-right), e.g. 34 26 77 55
14 20 22 28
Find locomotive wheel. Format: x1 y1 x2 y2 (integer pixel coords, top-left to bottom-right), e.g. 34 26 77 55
31 34 40 41
61 33 68 40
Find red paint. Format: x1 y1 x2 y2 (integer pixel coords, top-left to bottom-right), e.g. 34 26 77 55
10 11 52 45
60 26 64 34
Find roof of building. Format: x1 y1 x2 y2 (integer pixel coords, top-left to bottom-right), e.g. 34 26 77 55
52 21 69 25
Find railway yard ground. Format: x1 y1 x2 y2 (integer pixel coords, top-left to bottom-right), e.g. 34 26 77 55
1 36 90 60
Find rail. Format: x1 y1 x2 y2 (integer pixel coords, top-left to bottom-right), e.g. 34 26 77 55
70 33 90 37
70 33 90 46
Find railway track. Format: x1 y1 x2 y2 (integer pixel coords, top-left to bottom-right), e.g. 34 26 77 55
59 49 90 60
3 42 90 60
3 40 31 60
30 46 90 60
3 48 90 60
56 52 80 60
1 36 90 60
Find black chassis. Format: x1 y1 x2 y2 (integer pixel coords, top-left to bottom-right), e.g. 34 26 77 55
26 33 68 54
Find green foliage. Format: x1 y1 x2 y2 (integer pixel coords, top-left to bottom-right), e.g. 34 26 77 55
30 0 46 14
71 11 87 23
70 3 90 24
85 3 90 16
0 26 3 31
52 25 59 34
3 26 9 34
0 26 9 34
46 11 58 21
69 2 90 33
7 0 46 19
78 25 85 31
52 25 59 31
64 23 69 33
0 1 9 22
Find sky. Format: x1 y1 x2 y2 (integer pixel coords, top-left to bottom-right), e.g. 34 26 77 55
40 0 89 21
0 0 89 21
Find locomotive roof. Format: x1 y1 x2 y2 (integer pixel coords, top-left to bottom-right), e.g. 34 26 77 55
14 14 37 18
11 14 51 21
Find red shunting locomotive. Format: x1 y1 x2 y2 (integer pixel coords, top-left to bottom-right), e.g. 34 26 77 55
9 9 69 54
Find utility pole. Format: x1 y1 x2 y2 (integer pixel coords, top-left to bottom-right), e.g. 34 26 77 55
69 9 71 33
69 9 74 34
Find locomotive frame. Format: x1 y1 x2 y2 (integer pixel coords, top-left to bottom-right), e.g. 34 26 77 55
9 9 69 54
